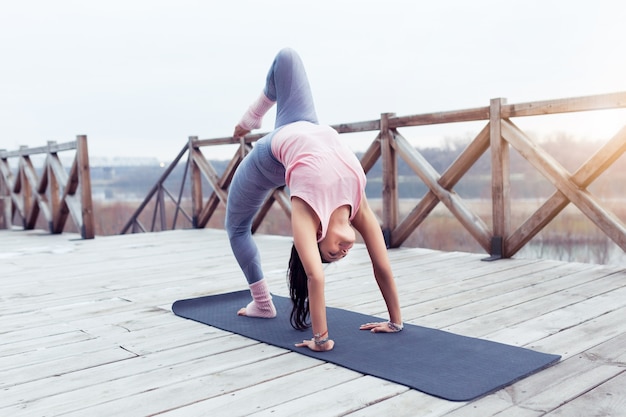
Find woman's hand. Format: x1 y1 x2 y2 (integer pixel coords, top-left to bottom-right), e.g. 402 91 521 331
295 338 335 352
233 124 250 139
360 321 403 333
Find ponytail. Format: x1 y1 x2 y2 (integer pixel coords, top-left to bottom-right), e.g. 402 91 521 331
287 244 310 330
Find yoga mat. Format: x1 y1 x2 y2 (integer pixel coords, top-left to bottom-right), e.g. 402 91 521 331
172 291 560 401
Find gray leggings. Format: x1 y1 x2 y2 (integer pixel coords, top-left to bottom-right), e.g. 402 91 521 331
225 48 318 284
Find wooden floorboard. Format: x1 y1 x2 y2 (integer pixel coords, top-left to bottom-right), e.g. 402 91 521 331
1 228 625 416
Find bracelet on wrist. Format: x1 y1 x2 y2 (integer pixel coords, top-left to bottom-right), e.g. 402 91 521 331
387 321 404 332
313 330 328 340
314 337 329 346
313 329 329 346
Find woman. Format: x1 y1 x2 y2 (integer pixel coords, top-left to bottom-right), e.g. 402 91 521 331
226 48 403 352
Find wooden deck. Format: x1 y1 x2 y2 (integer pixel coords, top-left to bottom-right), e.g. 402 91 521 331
1 228 625 416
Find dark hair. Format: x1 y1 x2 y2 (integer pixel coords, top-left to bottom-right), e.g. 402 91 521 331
288 244 310 330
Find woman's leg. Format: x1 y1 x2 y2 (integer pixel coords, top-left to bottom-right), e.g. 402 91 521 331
226 136 285 284
264 48 318 128
225 135 285 317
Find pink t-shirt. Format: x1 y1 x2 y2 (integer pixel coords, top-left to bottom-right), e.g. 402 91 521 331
271 121 367 241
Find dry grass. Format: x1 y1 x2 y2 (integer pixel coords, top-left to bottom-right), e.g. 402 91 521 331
19 197 623 265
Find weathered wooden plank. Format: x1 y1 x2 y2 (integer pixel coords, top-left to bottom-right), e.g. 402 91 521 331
502 91 626 118
543 371 626 417
347 389 463 417
0 345 136 391
2 338 276 415
497 298 626 356
391 106 490 128
63 360 349 417
75 135 94 238
247 377 410 417
490 98 510 257
0 333 260 411
0 140 77 157
0 333 136 375
332 119 381 134
0 326 91 353
381 113 399 235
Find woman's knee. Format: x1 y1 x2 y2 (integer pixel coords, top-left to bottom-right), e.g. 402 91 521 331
276 47 298 64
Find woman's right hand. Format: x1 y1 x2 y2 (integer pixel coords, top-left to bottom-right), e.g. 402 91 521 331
233 124 250 139
295 338 335 352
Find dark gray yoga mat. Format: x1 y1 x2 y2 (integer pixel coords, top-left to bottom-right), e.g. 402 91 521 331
172 290 560 401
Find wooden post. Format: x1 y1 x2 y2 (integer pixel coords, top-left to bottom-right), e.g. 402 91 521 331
488 98 510 260
0 196 8 229
76 135 95 239
380 112 398 247
47 141 60 233
157 186 166 231
22 155 41 230
18 147 31 229
189 136 202 228
0 151 8 229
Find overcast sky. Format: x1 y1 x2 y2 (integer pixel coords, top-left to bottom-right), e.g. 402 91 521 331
1 0 625 162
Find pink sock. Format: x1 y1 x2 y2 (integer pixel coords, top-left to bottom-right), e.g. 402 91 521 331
238 92 275 131
245 279 276 318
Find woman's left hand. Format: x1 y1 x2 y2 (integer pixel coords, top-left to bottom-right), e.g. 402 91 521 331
360 321 401 333
295 338 335 352
233 124 250 139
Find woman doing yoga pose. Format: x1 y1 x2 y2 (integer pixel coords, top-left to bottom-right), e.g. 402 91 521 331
226 48 403 352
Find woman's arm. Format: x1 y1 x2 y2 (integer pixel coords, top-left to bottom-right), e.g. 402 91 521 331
291 197 334 351
351 195 403 330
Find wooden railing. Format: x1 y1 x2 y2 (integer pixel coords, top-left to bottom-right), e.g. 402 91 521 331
0 136 95 239
121 92 626 259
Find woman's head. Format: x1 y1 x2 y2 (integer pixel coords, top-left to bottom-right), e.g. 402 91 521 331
318 221 356 263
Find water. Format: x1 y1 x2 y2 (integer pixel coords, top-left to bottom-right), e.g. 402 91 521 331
517 240 625 266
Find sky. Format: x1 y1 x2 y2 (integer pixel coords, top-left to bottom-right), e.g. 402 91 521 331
1 0 625 163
